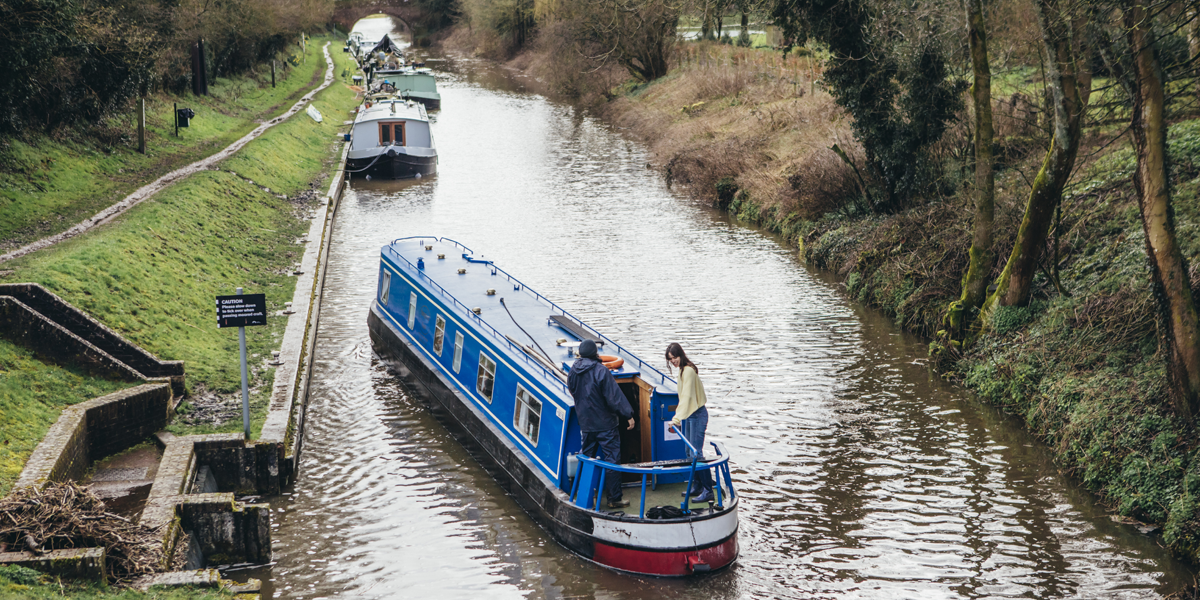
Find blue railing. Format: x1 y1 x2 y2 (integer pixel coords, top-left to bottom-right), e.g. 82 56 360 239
569 441 735 518
385 237 569 393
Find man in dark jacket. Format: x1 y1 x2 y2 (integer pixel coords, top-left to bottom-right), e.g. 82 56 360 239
568 339 635 508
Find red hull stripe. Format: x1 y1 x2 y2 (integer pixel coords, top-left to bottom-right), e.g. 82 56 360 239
592 535 738 576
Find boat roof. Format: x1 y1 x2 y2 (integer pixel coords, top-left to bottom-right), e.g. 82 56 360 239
382 237 679 401
355 100 428 124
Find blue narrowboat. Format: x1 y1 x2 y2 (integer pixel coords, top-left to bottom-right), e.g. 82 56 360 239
367 237 739 576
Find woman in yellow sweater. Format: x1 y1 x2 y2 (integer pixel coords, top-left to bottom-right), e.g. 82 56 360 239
666 342 713 502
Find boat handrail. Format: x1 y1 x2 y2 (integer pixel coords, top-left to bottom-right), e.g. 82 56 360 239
388 237 673 386
570 441 735 518
384 242 571 394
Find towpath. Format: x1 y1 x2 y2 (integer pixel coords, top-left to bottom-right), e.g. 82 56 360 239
0 42 339 265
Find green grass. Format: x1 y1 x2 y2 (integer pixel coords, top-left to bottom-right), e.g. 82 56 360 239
0 33 343 252
0 33 360 453
0 339 134 496
0 565 229 599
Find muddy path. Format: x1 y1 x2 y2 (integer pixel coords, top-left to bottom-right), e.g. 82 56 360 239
0 42 339 265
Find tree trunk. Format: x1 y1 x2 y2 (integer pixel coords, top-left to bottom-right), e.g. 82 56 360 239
948 0 995 338
980 0 1088 321
741 9 748 40
1127 2 1200 422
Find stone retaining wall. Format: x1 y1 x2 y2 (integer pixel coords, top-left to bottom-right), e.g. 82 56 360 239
0 283 185 395
0 296 143 382
14 383 174 489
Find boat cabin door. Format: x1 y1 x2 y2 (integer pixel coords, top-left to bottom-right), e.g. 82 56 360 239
616 376 654 475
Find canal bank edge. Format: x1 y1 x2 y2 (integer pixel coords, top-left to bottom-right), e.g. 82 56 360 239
443 34 1200 566
260 140 351 491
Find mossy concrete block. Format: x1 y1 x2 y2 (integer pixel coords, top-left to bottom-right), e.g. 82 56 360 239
0 547 106 581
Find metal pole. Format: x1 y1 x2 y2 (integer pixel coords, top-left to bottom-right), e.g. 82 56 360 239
237 287 251 439
271 60 276 88
174 102 178 137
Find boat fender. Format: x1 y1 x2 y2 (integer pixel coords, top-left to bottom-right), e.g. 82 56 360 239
688 556 711 573
598 355 624 370
387 148 397 157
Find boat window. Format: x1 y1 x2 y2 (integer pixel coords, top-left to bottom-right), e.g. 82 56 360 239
477 354 496 402
378 121 406 146
514 385 541 446
407 292 417 329
453 332 464 373
380 270 391 305
433 315 445 355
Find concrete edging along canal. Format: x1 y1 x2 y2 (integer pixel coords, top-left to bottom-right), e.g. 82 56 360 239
258 140 351 490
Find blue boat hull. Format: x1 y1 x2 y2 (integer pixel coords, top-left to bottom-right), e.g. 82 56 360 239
368 303 739 575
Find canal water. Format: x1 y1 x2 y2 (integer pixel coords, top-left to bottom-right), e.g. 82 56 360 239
252 17 1195 599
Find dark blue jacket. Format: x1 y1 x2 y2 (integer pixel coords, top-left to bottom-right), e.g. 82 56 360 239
568 357 633 432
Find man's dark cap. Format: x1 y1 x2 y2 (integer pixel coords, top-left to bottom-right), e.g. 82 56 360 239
579 340 598 359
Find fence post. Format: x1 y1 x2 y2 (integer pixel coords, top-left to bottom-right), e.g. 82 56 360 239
137 98 145 154
272 60 276 88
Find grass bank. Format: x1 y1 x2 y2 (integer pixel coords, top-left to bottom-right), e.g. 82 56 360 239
482 35 1200 564
0 34 340 255
0 36 361 495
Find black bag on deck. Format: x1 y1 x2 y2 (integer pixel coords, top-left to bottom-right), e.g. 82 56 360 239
645 505 685 519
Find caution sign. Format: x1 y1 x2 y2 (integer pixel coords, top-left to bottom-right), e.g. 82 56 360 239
216 294 268 328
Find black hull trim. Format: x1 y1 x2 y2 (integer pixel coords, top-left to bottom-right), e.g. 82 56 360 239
347 152 436 180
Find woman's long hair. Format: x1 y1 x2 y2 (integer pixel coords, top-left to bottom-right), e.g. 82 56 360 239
665 342 697 374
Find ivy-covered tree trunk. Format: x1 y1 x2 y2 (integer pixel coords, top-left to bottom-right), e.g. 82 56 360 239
947 0 995 339
1127 2 1200 421
980 0 1088 321
1190 7 1200 108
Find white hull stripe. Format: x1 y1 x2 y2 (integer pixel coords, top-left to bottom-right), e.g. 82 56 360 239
590 506 738 549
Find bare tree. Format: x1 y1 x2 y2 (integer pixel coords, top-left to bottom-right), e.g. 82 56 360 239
576 0 682 82
1125 0 1200 421
945 0 995 340
979 0 1091 321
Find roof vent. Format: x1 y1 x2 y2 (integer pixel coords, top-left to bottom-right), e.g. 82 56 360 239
486 289 495 296
472 307 482 314
458 268 466 275
425 245 432 251
437 254 445 259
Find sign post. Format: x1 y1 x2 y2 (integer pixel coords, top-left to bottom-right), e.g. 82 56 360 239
216 289 268 439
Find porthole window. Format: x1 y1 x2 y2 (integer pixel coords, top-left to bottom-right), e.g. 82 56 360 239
407 292 417 329
514 385 541 445
477 354 496 402
380 270 391 305
433 316 446 355
453 332 464 373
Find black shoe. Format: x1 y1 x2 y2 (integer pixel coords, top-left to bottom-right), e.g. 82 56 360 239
608 499 630 509
690 489 713 503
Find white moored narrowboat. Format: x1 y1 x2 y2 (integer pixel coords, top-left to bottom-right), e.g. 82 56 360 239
346 99 436 180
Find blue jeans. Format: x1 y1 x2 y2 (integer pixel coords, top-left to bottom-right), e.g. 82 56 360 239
582 427 623 502
684 406 713 494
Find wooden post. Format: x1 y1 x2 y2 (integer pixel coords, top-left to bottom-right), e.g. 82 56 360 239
137 98 145 154
174 102 178 137
271 60 276 88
